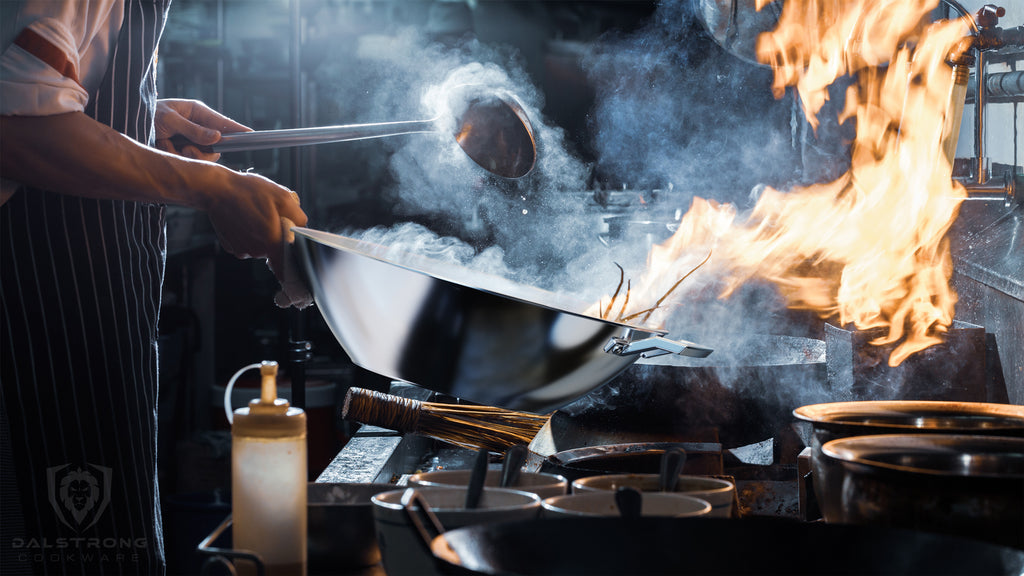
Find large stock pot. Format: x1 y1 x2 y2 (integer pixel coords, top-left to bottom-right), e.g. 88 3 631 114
292 227 712 411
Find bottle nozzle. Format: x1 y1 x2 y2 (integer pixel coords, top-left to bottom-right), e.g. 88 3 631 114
260 361 279 404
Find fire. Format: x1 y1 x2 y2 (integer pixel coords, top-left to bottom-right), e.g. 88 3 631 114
607 0 973 366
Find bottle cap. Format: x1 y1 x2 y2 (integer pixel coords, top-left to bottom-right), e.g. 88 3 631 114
232 361 306 438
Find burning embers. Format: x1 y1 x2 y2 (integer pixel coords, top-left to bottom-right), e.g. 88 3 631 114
603 0 973 367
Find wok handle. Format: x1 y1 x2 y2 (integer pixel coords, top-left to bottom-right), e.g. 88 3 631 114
604 336 713 359
169 119 437 153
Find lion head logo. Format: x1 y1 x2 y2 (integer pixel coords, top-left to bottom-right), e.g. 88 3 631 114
60 468 100 524
48 463 112 532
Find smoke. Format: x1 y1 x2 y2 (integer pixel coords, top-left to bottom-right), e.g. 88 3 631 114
582 0 802 200
309 0 837 415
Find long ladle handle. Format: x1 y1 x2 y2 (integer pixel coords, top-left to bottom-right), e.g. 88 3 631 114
659 448 687 492
171 118 437 153
464 449 490 510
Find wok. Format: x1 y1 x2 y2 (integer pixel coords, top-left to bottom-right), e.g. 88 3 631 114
428 516 1024 575
292 228 712 411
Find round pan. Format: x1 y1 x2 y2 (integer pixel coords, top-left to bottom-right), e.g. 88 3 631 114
431 517 1024 575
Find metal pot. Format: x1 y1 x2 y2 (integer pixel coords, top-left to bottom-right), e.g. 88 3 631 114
292 227 711 411
821 434 1024 550
793 401 1024 522
428 516 1024 575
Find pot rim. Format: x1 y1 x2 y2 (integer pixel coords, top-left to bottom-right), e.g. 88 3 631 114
793 401 1024 431
821 433 1024 479
540 491 713 517
570 473 734 494
371 486 542 513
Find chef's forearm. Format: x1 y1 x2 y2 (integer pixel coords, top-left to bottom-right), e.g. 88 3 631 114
1 111 225 210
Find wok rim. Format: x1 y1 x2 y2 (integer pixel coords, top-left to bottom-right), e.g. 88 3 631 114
293 226 668 336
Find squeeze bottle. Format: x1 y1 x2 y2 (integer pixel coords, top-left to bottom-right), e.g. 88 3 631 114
230 360 307 576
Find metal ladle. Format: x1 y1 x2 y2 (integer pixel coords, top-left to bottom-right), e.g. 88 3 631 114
174 86 537 179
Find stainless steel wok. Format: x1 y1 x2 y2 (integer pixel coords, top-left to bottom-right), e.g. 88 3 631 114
292 227 712 411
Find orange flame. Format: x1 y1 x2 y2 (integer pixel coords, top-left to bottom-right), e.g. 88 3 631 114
604 0 972 366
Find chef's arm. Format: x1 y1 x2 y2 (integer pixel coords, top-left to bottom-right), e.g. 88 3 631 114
0 110 307 269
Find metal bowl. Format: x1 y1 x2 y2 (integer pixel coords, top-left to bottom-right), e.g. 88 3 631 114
793 401 1024 522
292 227 711 411
821 434 1024 549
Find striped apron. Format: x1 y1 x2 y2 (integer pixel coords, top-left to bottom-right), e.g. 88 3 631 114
1 1 171 574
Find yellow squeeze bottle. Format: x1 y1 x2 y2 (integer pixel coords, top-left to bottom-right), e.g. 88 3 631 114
231 361 307 576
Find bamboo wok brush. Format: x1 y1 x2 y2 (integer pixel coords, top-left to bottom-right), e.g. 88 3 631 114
342 387 549 453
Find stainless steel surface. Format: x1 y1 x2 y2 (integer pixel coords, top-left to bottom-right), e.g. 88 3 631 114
821 433 1024 549
824 321 988 402
210 86 537 179
292 227 712 411
952 201 1024 404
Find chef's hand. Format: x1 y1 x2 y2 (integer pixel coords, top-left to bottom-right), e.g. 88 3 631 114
203 170 309 305
271 218 313 309
155 99 251 162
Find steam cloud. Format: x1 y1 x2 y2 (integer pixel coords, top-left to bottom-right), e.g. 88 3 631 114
309 0 843 418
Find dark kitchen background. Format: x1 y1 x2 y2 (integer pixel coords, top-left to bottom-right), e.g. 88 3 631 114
154 0 1022 570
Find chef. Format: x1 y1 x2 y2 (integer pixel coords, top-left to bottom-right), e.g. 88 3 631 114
0 1 307 573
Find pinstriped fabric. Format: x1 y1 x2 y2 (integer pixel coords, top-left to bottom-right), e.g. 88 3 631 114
1 1 170 574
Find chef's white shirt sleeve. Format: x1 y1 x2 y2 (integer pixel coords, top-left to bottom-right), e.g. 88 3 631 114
0 0 123 116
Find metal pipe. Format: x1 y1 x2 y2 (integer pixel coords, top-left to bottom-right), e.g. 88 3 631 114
196 120 437 153
968 70 1024 100
975 48 987 184
289 0 307 412
959 172 1019 208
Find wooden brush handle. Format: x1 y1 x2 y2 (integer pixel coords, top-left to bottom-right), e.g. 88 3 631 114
342 387 548 452
342 387 424 433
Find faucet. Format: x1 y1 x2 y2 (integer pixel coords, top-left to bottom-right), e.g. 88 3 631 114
944 2 1024 207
